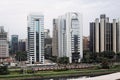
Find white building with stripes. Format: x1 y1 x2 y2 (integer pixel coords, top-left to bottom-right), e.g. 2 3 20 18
27 13 44 64
57 12 83 63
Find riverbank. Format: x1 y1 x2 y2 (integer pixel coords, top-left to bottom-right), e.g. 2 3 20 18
0 66 120 80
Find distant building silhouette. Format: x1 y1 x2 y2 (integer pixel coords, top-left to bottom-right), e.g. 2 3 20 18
0 26 9 61
18 39 26 52
83 36 89 51
44 29 52 58
11 35 18 54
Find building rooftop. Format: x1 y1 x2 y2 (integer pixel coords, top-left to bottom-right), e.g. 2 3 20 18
0 26 4 33
29 12 44 16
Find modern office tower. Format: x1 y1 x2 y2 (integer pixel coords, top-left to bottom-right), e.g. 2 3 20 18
44 38 52 57
11 35 18 54
27 13 44 64
0 26 9 61
52 19 58 57
90 14 120 53
44 29 50 38
18 39 26 52
56 12 83 63
44 29 52 57
83 36 89 51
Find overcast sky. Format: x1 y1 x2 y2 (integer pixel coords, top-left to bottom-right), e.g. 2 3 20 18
0 0 120 39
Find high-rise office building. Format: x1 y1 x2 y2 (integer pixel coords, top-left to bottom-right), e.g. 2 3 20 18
90 14 120 53
83 36 89 51
0 26 9 61
55 12 83 63
52 19 58 57
18 39 26 52
27 13 44 64
44 29 50 38
44 29 52 57
11 35 18 54
44 38 52 57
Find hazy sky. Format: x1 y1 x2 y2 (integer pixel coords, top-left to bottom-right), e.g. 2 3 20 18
0 0 120 39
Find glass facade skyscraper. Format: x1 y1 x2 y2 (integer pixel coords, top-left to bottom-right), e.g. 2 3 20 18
11 35 18 54
27 13 44 64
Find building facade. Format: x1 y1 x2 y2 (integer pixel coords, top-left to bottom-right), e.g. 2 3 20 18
44 29 52 58
11 35 18 54
44 29 50 38
52 19 58 57
0 26 9 61
27 13 44 64
44 38 52 57
18 39 26 52
56 12 83 63
90 14 120 53
83 36 89 51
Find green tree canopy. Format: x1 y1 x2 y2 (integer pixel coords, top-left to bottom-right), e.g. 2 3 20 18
116 52 120 62
100 51 115 59
58 57 69 64
82 50 116 63
0 65 9 75
15 51 27 61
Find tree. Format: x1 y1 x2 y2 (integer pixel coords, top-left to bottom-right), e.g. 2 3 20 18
82 51 99 63
15 51 27 61
58 57 69 64
49 56 57 62
0 65 9 75
100 58 110 69
100 51 115 59
82 51 116 64
82 50 92 63
116 52 120 62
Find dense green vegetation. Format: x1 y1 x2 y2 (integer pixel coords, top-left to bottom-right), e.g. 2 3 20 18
81 50 120 69
0 65 9 75
82 50 116 63
48 56 69 64
15 51 27 61
49 56 57 62
57 57 69 64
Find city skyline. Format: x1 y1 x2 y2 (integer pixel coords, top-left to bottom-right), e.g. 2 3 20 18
0 0 120 39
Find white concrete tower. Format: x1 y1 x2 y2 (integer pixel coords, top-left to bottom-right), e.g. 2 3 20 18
57 12 83 63
27 13 44 64
95 18 99 52
100 18 105 52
